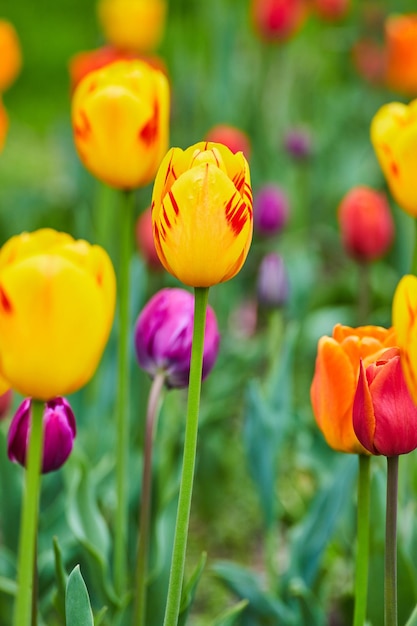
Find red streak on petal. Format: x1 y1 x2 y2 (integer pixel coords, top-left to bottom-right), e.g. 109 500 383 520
139 100 159 146
74 109 92 141
169 190 180 216
225 194 249 236
0 287 12 314
163 207 171 229
390 161 399 177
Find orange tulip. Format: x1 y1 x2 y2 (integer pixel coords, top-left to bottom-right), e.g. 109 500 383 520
0 20 22 92
385 13 417 96
72 59 170 190
311 324 396 453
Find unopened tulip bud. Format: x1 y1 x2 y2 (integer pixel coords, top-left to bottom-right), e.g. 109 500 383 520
257 253 289 308
312 0 351 22
134 288 220 388
254 184 289 236
251 0 308 42
8 397 76 473
283 127 312 160
205 124 251 161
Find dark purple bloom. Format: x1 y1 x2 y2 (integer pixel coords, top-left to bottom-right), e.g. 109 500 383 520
283 127 312 160
134 288 220 388
254 185 289 236
7 397 76 474
257 253 289 308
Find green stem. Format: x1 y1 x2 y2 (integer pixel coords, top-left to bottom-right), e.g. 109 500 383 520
134 372 165 626
357 261 371 325
385 455 399 626
411 219 417 276
163 287 209 626
114 189 134 596
353 454 371 626
13 400 44 626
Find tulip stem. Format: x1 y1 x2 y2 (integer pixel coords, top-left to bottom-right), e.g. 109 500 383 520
353 454 371 626
13 400 44 626
114 189 134 597
385 455 399 626
163 286 209 626
134 372 165 626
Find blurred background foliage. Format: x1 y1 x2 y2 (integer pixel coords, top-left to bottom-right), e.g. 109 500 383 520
2 0 417 625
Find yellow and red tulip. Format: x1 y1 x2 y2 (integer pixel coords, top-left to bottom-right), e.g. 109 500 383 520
72 59 170 190
151 141 253 287
97 0 167 53
370 99 417 217
310 324 396 453
353 347 417 456
0 228 116 400
392 274 417 405
0 19 22 92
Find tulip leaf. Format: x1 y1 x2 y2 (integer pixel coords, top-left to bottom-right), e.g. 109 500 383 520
178 551 207 626
52 536 68 619
405 604 417 626
0 576 17 596
65 565 94 626
212 599 249 626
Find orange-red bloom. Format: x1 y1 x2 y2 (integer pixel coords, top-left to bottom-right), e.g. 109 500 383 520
311 324 396 453
135 206 162 271
251 0 309 42
385 13 417 96
312 0 350 22
0 20 22 92
0 97 8 153
205 125 251 161
353 348 417 456
338 185 394 261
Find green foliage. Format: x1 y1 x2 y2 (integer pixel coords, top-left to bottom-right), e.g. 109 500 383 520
65 565 94 626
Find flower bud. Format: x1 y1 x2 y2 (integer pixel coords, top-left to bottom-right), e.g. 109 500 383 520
283 127 312 160
7 397 76 473
204 124 251 161
0 20 22 92
257 253 289 308
312 0 350 22
134 288 220 388
251 0 309 42
254 184 289 236
135 206 163 270
338 185 394 261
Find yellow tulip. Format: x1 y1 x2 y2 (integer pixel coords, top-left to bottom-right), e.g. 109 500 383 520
97 0 166 53
151 141 253 287
370 99 417 216
72 59 170 190
0 20 22 92
0 229 116 400
392 274 417 404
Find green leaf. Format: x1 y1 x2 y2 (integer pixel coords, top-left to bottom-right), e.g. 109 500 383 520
212 599 249 626
178 552 207 626
51 536 68 619
65 565 94 626
0 576 17 596
405 604 417 626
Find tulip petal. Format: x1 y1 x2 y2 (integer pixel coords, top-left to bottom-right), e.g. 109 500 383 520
352 360 377 454
393 274 417 404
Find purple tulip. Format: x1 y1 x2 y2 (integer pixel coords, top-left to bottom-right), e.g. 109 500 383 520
134 288 220 388
8 397 76 474
257 253 289 308
254 185 289 236
283 127 312 160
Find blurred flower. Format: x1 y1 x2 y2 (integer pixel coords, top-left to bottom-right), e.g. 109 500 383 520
385 13 417 96
0 228 116 400
8 397 76 473
0 389 12 420
72 59 170 190
257 252 289 308
251 0 308 42
0 20 22 92
392 274 417 405
283 127 312 160
254 184 289 236
353 347 417 456
371 99 417 216
97 0 167 53
310 324 396 453
0 97 8 153
351 38 386 86
204 124 251 160
135 206 162 270
338 185 394 261
152 141 253 287
228 299 258 339
69 45 168 92
311 0 350 22
134 288 220 388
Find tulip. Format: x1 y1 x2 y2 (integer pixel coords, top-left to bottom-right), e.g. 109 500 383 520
72 59 170 190
385 14 417 96
0 389 12 420
392 274 417 405
0 97 8 153
370 99 417 216
283 127 312 160
351 38 386 86
312 0 350 22
151 141 253 287
310 324 396 453
254 184 289 236
0 20 22 92
353 348 417 456
204 124 251 160
251 0 309 42
0 228 116 400
257 253 289 308
338 186 394 261
134 288 220 388
8 397 76 473
97 0 167 53
135 206 162 270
